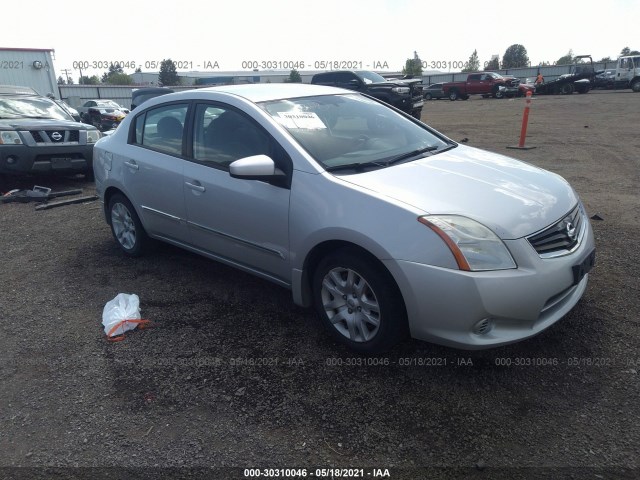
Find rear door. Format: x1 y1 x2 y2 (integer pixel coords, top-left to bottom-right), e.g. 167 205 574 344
120 102 191 243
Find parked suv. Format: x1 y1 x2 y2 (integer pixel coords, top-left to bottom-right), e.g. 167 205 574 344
0 86 101 179
131 87 175 110
311 70 423 118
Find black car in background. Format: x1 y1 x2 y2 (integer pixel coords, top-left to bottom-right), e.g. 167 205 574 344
593 70 616 89
0 86 101 179
78 99 129 131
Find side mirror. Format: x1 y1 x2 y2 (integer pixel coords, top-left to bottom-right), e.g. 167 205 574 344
229 155 284 180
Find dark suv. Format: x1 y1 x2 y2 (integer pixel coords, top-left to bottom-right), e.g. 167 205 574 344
311 70 423 119
131 87 174 110
0 86 101 179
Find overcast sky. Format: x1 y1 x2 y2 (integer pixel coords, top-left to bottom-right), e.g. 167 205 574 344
8 0 639 79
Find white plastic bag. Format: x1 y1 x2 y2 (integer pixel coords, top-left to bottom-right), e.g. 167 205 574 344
102 293 142 337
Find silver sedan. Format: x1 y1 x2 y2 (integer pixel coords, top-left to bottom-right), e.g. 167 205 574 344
93 83 595 353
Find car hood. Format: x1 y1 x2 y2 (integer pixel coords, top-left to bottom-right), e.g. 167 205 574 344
338 145 578 239
0 118 93 129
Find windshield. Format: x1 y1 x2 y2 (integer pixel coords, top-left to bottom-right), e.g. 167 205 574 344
0 96 73 120
355 70 387 84
260 94 451 172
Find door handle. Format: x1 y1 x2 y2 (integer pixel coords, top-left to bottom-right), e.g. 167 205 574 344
124 160 139 170
185 181 205 193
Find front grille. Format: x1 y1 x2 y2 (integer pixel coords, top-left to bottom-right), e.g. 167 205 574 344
31 131 45 142
527 205 584 256
29 130 80 144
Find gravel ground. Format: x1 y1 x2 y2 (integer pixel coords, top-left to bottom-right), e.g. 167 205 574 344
0 90 638 480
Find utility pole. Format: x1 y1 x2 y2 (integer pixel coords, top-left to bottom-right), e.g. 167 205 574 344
61 69 72 84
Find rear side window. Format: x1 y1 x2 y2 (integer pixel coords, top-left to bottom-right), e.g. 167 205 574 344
131 103 189 156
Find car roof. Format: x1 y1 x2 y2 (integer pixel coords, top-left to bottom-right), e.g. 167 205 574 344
158 83 350 104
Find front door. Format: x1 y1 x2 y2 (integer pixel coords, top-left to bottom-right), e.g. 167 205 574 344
182 103 291 282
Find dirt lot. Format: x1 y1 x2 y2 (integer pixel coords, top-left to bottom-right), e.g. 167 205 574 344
1 90 638 480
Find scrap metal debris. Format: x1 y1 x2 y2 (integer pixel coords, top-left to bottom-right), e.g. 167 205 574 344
1 185 82 204
1 185 97 210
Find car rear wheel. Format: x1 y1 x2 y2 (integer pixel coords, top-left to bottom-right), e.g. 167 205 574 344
631 79 640 92
448 90 459 101
313 248 408 354
108 193 147 257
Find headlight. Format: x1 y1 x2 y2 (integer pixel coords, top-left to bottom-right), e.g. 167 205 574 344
0 131 23 145
391 86 410 94
418 215 516 271
86 130 102 144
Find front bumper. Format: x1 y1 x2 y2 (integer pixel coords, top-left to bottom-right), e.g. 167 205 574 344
0 144 94 175
384 217 596 349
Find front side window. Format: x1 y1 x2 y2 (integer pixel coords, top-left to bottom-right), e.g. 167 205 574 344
260 94 450 172
192 104 271 168
132 103 188 156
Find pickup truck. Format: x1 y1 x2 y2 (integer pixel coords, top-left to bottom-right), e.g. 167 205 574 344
442 72 519 100
311 70 424 118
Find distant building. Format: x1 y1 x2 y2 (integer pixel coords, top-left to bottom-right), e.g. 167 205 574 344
0 47 59 97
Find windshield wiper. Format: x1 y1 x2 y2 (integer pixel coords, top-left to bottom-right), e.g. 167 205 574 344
383 145 439 166
324 161 387 173
20 115 57 119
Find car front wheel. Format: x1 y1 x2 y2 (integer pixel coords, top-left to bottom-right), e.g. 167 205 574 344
313 248 408 354
108 193 147 256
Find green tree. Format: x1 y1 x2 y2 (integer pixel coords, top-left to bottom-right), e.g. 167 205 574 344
502 44 529 68
620 47 640 56
79 75 100 85
57 76 66 85
105 73 133 85
598 56 612 62
158 59 180 86
135 66 142 73
462 49 480 72
556 49 574 65
485 56 500 71
402 51 423 76
285 69 302 83
101 63 124 83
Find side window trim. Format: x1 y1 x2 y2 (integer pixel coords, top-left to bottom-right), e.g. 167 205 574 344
188 101 293 188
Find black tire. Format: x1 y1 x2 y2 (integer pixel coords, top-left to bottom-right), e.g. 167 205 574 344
424 93 432 100
411 110 422 120
493 86 504 99
461 94 469 100
107 193 147 257
631 79 640 93
448 90 459 101
561 83 574 95
312 248 408 354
